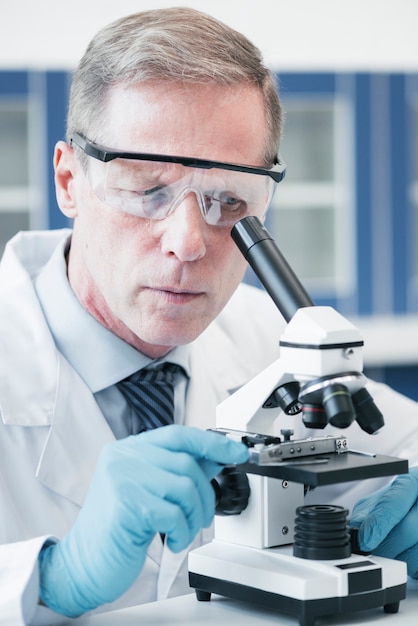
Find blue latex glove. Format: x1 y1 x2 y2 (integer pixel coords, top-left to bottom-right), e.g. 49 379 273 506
349 466 418 578
38 425 249 617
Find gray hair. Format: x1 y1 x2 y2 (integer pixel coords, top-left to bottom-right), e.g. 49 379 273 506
67 7 283 165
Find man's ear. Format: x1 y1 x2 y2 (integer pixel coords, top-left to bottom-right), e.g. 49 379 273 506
54 140 80 219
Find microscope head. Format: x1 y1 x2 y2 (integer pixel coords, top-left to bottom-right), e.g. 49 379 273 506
230 217 384 435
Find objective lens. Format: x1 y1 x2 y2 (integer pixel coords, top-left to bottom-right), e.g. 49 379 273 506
322 383 356 428
302 404 328 429
263 382 302 415
352 387 385 434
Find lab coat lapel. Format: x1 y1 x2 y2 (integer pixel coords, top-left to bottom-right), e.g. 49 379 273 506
0 232 120 510
0 303 114 509
35 354 115 507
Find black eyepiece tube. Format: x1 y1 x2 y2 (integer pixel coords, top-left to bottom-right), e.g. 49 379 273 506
231 216 314 322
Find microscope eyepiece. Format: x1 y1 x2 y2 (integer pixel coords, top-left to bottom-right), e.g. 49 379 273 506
231 216 313 322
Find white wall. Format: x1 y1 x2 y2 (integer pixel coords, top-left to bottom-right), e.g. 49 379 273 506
1 0 418 71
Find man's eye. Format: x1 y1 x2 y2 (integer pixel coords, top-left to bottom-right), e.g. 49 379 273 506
217 192 246 211
143 185 167 197
108 185 169 202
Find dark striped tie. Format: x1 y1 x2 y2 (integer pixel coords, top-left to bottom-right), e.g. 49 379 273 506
117 363 183 434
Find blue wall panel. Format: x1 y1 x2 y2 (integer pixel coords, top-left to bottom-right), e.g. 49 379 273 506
45 71 71 230
354 74 374 316
390 74 409 314
0 71 28 95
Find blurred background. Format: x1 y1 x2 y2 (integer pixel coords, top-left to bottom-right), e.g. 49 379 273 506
2 0 418 399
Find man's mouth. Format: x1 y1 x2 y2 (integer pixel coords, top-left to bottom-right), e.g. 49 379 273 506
150 286 204 303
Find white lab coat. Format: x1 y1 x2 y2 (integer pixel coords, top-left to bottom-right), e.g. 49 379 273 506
1 230 418 624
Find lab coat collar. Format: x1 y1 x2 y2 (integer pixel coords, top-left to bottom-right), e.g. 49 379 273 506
0 230 71 427
36 355 115 506
0 321 114 507
0 230 114 507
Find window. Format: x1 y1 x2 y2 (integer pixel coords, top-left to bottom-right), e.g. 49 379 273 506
0 102 31 258
267 96 355 298
411 100 418 281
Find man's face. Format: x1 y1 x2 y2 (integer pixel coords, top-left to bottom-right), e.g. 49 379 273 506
55 81 269 357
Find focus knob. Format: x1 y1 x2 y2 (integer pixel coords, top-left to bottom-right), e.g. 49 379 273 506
212 466 250 516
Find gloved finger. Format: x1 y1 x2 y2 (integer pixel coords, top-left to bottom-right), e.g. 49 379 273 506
132 485 202 552
370 498 418 560
130 450 216 530
197 458 226 481
99 441 217 530
139 425 249 466
350 474 418 552
396 541 418 579
349 485 391 529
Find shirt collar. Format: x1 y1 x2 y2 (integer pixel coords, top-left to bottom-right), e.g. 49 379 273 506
35 236 190 393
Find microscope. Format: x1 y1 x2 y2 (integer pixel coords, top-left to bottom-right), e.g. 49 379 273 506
188 217 409 626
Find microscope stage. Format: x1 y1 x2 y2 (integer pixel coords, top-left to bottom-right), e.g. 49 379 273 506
242 451 408 487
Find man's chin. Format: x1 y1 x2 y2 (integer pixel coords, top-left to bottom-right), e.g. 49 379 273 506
128 323 208 356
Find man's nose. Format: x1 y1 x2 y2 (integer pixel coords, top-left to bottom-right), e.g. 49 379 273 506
160 190 208 262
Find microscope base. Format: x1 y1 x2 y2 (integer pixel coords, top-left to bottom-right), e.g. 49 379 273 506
188 541 407 626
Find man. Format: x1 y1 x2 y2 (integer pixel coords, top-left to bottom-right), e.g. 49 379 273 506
0 7 417 625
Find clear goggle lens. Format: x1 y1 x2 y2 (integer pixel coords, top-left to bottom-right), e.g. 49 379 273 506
87 157 278 227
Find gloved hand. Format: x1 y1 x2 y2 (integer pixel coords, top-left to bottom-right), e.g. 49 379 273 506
38 425 249 617
349 466 418 578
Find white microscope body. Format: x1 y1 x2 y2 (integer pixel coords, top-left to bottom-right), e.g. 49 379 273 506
188 218 408 626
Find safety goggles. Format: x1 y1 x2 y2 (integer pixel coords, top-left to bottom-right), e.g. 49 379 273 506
70 132 286 228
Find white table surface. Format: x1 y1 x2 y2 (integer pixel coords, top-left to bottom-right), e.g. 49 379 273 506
72 579 418 626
